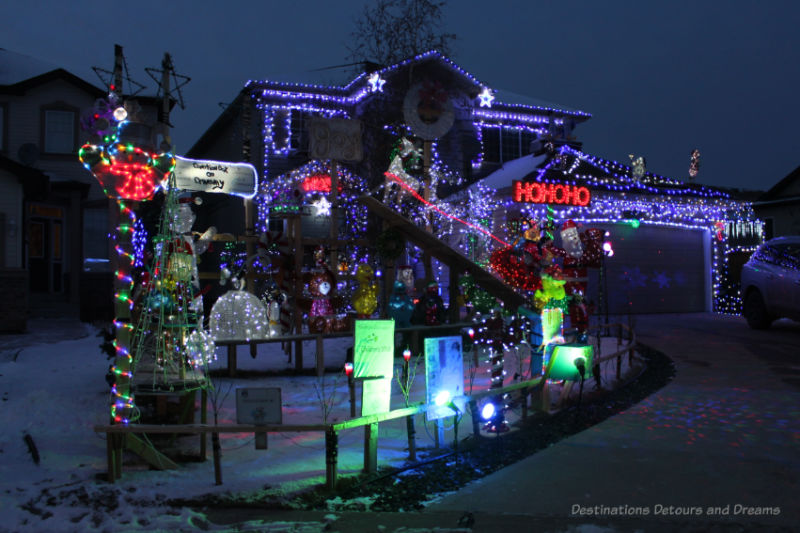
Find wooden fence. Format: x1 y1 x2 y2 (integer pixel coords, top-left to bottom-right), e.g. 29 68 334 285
95 322 637 489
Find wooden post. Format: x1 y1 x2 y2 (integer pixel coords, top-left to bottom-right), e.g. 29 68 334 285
363 423 378 473
212 432 222 485
291 216 304 370
227 344 237 377
200 388 207 460
468 400 481 438
325 427 338 491
329 161 339 272
405 415 417 462
315 334 325 377
448 266 460 323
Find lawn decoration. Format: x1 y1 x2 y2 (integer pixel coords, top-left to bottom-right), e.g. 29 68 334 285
397 265 415 297
689 149 701 181
387 280 415 328
352 263 378 318
308 268 337 333
383 137 422 205
79 88 176 424
458 273 496 315
209 287 269 341
412 282 446 326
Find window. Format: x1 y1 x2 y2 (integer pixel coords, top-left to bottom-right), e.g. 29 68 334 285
0 103 6 152
44 110 75 153
41 103 77 155
482 126 536 164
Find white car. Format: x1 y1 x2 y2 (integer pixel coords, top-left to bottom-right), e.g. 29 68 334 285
741 236 800 329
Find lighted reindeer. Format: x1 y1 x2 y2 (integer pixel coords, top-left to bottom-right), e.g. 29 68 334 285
383 137 423 206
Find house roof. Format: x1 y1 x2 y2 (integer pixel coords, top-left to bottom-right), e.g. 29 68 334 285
0 48 104 97
246 50 590 119
0 48 60 85
757 164 800 202
489 146 739 201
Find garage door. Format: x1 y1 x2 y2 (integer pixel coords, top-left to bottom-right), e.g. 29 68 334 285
584 223 709 315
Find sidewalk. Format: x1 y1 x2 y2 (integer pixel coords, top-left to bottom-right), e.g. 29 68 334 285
421 313 800 531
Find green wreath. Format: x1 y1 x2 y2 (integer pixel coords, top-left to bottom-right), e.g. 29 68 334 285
376 228 405 261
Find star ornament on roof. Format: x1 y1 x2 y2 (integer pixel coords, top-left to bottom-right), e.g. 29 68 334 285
368 72 386 93
478 87 495 108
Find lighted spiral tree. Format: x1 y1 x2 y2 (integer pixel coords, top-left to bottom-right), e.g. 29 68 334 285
79 96 175 424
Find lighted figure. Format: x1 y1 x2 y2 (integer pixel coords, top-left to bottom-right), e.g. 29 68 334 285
383 137 423 205
458 273 496 315
629 154 646 181
387 280 415 328
167 196 216 314
689 148 701 180
352 263 379 318
397 265 416 297
553 221 605 340
412 282 446 326
307 269 336 333
265 288 289 338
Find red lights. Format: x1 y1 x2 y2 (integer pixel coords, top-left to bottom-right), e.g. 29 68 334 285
512 180 591 207
301 174 342 194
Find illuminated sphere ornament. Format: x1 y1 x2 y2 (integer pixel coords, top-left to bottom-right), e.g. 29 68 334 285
186 329 217 367
209 290 268 341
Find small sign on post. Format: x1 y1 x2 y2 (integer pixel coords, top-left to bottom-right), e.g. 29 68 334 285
236 388 282 450
173 156 258 198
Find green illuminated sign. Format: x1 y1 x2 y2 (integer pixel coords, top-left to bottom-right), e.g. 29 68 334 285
354 320 395 416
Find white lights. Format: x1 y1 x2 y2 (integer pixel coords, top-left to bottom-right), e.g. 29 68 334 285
313 196 332 216
478 87 495 107
367 72 386 93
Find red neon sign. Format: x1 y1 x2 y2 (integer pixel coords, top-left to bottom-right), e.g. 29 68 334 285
511 180 591 207
301 174 343 194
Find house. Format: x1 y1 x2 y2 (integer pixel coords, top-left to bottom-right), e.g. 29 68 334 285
752 165 800 239
0 48 166 327
186 50 758 321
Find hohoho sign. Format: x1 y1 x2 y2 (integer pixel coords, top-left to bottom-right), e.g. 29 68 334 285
512 180 591 207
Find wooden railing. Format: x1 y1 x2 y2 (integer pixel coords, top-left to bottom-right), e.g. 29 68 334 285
94 323 638 489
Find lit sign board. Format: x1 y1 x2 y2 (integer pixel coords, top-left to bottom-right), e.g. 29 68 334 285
300 174 343 194
173 156 258 198
512 180 591 207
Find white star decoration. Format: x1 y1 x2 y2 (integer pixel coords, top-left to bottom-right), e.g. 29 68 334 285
313 196 332 216
368 72 385 93
478 87 494 107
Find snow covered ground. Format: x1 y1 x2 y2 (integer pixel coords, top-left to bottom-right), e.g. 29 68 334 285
0 320 635 532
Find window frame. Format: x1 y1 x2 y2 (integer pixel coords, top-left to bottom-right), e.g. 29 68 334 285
40 101 79 157
0 102 8 154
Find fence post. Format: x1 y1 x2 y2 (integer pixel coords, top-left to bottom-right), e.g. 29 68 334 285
325 427 338 491
364 423 378 473
406 415 417 462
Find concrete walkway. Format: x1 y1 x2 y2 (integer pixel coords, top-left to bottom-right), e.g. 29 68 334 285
421 313 800 531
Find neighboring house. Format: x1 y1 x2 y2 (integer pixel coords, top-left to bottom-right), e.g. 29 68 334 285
753 165 800 239
0 48 164 324
186 50 758 317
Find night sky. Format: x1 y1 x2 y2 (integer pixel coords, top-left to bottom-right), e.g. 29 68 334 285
2 0 798 192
